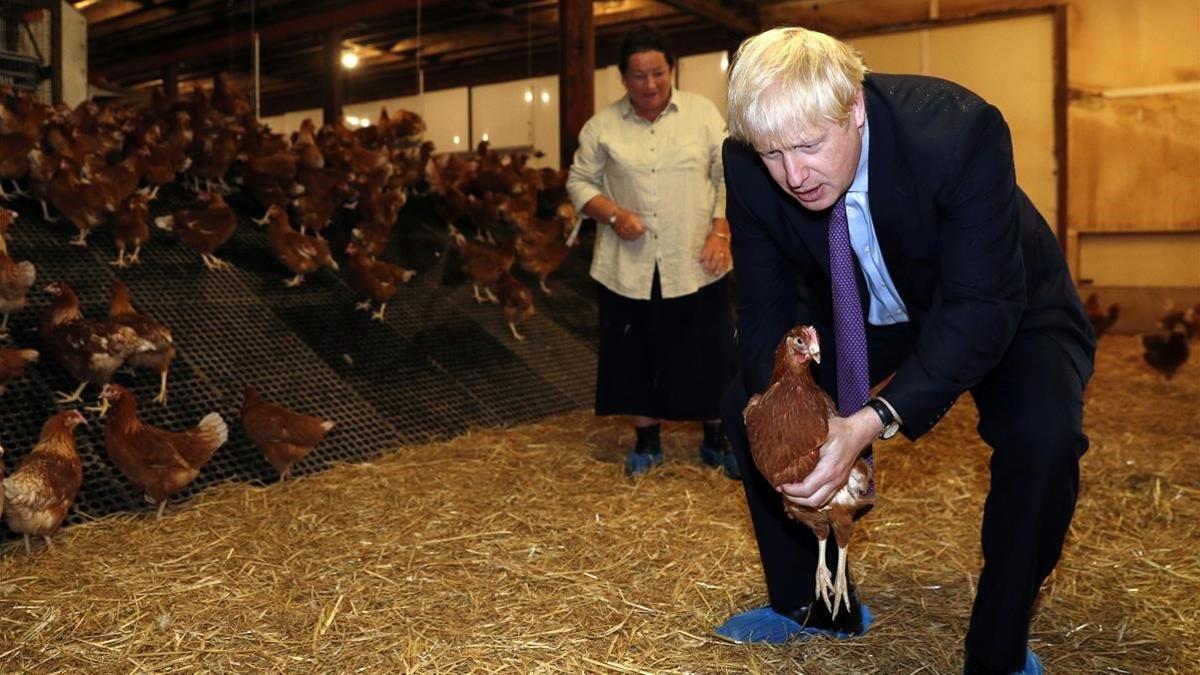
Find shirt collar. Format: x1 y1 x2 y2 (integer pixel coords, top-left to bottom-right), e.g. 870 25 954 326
849 117 870 194
619 88 680 120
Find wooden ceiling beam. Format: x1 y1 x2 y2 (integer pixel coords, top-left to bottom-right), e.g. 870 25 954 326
652 0 757 35
98 0 452 78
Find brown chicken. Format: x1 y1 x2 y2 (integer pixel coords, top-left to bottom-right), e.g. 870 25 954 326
448 225 515 304
264 204 339 286
515 202 576 294
242 385 335 480
48 158 117 245
109 193 151 268
0 347 38 395
1159 301 1199 340
1084 292 1119 338
3 410 86 552
497 271 534 341
154 191 238 269
1142 322 1190 380
344 241 416 321
109 280 176 405
100 383 228 518
0 209 36 336
743 326 875 617
40 282 144 409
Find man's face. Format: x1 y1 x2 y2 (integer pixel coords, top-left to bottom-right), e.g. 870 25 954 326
754 89 866 212
621 50 672 116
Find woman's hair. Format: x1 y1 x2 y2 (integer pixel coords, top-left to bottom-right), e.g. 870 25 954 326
726 27 868 148
618 26 676 74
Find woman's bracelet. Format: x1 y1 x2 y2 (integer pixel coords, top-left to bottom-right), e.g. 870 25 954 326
711 232 730 240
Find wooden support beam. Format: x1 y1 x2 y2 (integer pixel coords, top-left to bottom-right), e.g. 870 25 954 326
559 0 594 168
653 0 757 35
162 61 179 99
322 26 344 126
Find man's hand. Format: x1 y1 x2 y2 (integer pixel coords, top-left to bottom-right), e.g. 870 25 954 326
611 209 647 241
778 407 881 508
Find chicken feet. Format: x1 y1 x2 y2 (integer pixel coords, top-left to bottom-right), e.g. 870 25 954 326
508 322 525 341
831 545 852 618
200 253 231 270
814 536 835 613
285 274 305 287
154 370 170 406
54 381 90 405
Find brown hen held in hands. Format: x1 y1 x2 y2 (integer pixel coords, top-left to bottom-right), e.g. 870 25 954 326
108 280 176 405
100 384 228 518
743 326 875 617
243 385 335 480
3 410 86 553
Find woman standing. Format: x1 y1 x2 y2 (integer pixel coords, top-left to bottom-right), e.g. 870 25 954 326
567 26 738 477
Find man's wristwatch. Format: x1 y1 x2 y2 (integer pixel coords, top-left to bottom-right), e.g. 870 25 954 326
866 398 900 439
607 211 619 225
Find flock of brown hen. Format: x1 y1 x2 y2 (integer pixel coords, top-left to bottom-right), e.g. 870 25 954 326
25 72 638 550
1085 292 1196 380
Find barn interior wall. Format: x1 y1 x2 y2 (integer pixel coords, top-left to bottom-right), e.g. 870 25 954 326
215 0 1200 305
1067 0 1199 290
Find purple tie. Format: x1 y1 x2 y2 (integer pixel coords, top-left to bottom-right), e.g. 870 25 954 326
828 194 870 417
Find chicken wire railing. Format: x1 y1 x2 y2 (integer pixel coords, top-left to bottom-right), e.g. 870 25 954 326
0 183 599 541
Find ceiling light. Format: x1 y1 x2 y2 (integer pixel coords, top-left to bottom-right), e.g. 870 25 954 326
453 135 461 145
540 91 550 104
341 52 359 69
481 133 489 142
524 89 534 103
720 53 729 72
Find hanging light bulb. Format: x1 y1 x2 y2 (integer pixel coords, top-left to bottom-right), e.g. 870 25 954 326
481 132 489 142
540 90 550 104
524 88 534 103
453 135 461 145
341 51 359 69
719 52 729 72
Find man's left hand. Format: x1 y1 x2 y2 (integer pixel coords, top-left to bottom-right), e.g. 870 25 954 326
778 407 881 508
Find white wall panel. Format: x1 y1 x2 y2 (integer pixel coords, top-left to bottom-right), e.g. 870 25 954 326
847 14 1056 227
678 51 729 119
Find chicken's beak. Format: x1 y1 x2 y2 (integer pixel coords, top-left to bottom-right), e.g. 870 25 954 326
808 343 821 364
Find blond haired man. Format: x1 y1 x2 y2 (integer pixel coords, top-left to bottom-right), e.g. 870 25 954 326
715 27 1094 675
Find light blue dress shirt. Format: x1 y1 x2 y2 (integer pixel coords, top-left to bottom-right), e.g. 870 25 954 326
846 120 909 325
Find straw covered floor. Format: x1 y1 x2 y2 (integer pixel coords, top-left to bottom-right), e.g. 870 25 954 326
0 335 1196 673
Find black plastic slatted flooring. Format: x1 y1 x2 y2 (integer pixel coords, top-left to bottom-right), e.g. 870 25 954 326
0 182 598 538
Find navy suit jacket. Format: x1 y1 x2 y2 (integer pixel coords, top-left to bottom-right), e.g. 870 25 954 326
724 73 1094 439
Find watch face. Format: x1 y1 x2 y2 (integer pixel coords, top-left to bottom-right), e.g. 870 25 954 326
880 423 899 440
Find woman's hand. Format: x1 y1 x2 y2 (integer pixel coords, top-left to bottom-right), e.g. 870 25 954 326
611 209 647 241
699 218 732 276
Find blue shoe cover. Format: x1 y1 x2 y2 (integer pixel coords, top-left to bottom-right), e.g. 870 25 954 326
699 443 742 480
1017 647 1044 675
713 604 873 645
714 606 804 644
624 448 663 476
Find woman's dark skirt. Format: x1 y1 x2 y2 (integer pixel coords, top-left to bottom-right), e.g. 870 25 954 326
595 271 737 421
